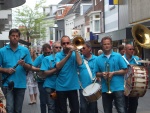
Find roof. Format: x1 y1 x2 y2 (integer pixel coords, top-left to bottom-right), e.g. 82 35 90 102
67 0 92 16
59 0 71 4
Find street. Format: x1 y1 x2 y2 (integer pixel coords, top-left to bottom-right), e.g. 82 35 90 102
22 88 150 113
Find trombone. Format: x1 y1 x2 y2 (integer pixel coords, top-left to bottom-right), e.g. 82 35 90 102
105 63 112 94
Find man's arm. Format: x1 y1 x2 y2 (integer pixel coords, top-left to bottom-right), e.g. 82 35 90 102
56 51 72 70
75 51 82 65
18 59 32 71
31 66 40 72
0 67 14 75
42 68 58 78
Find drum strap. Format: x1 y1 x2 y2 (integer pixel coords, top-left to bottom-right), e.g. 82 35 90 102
122 56 130 65
84 59 93 80
122 56 139 65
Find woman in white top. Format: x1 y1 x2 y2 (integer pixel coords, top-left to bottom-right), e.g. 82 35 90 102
27 48 38 105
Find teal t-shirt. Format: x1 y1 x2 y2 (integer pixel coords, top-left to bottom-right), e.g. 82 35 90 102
94 51 127 93
33 54 45 82
78 55 97 88
40 54 57 89
55 51 80 91
0 44 32 88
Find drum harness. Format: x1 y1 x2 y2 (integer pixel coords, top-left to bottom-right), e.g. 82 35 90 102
83 59 93 80
122 56 139 79
78 59 97 92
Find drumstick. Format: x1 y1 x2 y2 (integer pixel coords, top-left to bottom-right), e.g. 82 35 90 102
92 77 97 88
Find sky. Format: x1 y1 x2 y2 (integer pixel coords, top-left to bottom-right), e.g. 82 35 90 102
12 0 62 27
24 0 62 8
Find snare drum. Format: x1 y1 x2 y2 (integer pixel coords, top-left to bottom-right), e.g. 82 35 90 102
124 65 149 97
82 83 101 102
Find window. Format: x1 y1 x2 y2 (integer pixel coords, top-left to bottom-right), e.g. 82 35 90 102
94 20 100 32
93 14 100 33
57 10 63 16
89 14 100 33
95 0 97 5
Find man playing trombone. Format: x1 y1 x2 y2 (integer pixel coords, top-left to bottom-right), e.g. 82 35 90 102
94 36 127 113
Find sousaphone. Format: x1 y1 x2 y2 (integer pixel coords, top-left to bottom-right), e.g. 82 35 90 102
132 24 150 49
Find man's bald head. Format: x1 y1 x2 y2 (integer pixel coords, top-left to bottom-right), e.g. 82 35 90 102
125 44 133 50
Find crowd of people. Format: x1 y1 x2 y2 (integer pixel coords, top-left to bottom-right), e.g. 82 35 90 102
0 28 144 113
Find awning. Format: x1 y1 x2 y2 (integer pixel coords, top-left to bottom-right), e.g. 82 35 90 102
98 28 132 42
0 0 26 10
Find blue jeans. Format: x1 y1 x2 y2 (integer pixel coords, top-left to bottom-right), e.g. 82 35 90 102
38 82 47 113
2 87 25 113
102 90 126 113
45 87 56 113
125 96 138 113
79 89 98 113
56 90 79 113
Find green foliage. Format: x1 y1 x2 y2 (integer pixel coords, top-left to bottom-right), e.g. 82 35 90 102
14 0 53 40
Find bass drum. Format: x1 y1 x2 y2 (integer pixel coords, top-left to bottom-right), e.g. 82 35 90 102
124 65 148 97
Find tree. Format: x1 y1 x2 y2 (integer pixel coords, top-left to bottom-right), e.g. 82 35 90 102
13 0 54 45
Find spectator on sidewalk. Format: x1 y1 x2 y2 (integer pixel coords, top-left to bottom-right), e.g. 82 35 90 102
27 48 38 105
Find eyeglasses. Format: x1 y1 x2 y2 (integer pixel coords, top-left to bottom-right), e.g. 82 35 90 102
82 47 86 50
62 42 70 45
44 52 51 55
55 47 61 49
128 48 134 50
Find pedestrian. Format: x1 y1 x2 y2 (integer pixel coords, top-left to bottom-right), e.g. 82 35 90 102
0 28 32 113
94 36 127 113
118 45 125 56
123 44 141 113
55 35 82 113
32 43 51 113
27 48 38 105
78 41 98 113
40 41 61 113
98 49 103 56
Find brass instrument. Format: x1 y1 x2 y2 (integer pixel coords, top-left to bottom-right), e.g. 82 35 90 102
132 24 150 49
133 40 142 57
72 36 85 49
105 63 112 94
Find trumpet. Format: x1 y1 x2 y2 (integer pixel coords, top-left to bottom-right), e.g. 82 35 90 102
72 36 85 50
105 63 112 94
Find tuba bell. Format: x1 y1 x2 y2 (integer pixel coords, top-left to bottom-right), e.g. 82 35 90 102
133 40 142 57
132 24 150 49
72 36 85 49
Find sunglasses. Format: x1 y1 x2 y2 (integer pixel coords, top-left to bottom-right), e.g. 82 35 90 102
55 47 61 49
62 42 70 45
82 47 86 50
44 52 51 55
128 49 134 50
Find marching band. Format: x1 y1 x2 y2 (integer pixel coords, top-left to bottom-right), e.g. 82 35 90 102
0 28 149 113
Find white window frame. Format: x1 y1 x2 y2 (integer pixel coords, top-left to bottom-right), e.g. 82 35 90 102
57 10 63 16
90 13 100 33
95 0 97 5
